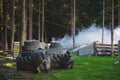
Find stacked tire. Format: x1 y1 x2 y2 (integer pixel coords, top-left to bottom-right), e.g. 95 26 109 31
16 55 35 71
24 40 40 51
49 42 63 48
16 40 50 72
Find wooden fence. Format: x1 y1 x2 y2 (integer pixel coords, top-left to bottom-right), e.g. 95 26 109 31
93 41 118 56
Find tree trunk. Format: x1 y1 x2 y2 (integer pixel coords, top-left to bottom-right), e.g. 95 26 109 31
118 0 120 25
28 0 33 40
102 0 105 44
111 0 114 56
2 0 8 51
20 0 27 53
10 0 15 57
71 0 76 49
38 2 41 41
42 0 44 42
0 0 3 50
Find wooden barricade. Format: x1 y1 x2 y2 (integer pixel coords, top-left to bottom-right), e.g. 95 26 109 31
14 42 20 57
93 41 118 56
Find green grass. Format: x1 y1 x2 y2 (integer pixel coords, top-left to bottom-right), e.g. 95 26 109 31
33 55 120 80
1 54 120 80
0 61 16 67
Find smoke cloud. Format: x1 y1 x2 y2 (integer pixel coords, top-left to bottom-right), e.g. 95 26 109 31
55 24 120 48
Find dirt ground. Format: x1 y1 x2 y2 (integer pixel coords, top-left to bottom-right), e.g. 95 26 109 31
0 52 59 80
0 54 35 80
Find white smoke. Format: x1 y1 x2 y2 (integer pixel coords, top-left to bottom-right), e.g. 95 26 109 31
55 24 120 48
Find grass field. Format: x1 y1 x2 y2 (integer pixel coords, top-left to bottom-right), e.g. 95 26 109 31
0 54 120 80
33 55 120 80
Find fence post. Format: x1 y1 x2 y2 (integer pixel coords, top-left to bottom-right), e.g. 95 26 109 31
118 40 120 63
93 41 99 56
93 42 96 56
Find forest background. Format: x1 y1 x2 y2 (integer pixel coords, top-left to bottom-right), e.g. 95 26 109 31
0 0 120 51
